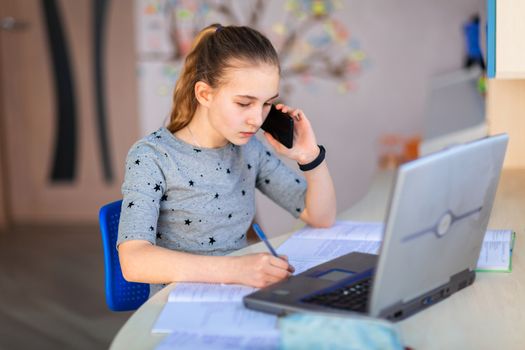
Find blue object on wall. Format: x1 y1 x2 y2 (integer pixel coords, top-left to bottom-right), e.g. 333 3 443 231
463 15 484 69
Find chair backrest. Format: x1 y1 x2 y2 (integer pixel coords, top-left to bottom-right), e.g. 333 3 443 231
99 200 149 311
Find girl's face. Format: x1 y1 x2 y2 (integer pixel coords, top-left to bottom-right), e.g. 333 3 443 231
206 63 280 146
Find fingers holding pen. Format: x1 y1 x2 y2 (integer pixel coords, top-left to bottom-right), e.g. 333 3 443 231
279 254 295 273
234 253 294 288
268 254 293 277
248 224 294 285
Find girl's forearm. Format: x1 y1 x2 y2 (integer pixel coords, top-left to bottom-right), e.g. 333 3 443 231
301 160 337 227
119 242 238 284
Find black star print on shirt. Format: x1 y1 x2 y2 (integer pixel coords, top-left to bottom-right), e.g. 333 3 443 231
189 180 194 187
127 201 134 208
266 151 271 156
241 190 246 196
295 179 300 183
149 226 154 231
209 237 216 245
154 184 161 192
228 213 232 219
193 148 201 153
134 159 140 165
226 168 231 174
264 179 270 184
247 164 252 170
156 232 162 239
185 219 192 225
214 193 219 199
161 194 168 201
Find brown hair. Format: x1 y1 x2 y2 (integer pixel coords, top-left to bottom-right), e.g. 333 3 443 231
167 24 280 133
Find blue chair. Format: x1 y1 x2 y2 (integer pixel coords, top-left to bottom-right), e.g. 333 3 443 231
99 200 149 311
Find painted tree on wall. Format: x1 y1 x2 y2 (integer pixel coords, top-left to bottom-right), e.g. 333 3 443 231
269 0 368 96
144 0 368 99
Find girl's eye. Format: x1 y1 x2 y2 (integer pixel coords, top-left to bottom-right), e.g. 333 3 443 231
237 102 250 107
264 103 272 107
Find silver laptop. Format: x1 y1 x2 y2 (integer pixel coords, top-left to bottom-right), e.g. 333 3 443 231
243 134 508 321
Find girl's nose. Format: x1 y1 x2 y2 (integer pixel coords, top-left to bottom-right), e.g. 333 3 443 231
247 108 265 128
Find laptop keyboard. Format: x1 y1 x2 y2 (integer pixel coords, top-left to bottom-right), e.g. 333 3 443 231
301 276 372 312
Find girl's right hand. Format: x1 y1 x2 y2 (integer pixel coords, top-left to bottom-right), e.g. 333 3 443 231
231 253 294 288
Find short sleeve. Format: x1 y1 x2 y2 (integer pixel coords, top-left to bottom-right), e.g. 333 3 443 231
254 140 307 218
117 141 168 248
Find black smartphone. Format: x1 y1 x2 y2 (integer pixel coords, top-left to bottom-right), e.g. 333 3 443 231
261 105 294 148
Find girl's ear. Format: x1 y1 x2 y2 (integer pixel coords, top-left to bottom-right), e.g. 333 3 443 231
194 81 214 107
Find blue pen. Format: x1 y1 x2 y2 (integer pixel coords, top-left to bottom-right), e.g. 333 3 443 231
252 223 295 274
252 223 279 257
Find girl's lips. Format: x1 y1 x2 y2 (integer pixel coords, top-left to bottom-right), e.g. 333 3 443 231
240 132 256 137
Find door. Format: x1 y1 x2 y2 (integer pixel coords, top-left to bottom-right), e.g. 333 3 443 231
0 0 139 224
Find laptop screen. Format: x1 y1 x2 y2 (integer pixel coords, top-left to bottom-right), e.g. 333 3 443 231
369 134 508 317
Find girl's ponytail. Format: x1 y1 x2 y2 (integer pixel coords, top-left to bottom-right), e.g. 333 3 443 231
167 25 218 132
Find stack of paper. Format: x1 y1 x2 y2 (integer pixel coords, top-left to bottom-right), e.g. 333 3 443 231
153 283 280 349
156 331 279 350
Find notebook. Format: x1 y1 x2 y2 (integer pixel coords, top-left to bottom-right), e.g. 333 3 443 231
152 283 277 334
243 134 509 321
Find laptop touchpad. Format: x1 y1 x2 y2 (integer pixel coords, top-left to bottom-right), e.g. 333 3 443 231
315 269 356 282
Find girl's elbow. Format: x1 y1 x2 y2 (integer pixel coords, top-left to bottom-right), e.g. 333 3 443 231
118 240 151 282
319 218 336 228
302 207 336 228
310 215 336 228
119 251 140 282
120 259 137 282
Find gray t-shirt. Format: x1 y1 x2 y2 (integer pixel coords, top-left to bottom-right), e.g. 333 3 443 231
117 127 306 296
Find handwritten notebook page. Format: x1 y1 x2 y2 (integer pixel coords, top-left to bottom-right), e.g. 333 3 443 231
167 282 256 302
155 331 280 350
152 283 277 334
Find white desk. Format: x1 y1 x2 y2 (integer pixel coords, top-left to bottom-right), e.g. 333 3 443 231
110 170 525 350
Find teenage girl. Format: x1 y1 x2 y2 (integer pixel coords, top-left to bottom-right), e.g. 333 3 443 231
117 24 336 296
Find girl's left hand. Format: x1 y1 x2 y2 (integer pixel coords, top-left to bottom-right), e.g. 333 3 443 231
263 104 320 165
